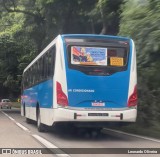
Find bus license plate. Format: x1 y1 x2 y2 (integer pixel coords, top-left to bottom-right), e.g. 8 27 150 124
92 102 105 106
110 57 124 66
88 113 108 116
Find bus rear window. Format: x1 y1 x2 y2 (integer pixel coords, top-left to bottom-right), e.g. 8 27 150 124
108 48 127 66
65 38 130 76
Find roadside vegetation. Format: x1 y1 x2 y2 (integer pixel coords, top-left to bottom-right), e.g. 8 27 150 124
12 102 21 108
118 0 160 139
0 0 160 138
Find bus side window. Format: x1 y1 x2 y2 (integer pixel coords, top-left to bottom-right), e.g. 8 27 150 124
22 74 25 89
32 67 34 85
34 62 38 84
37 60 40 83
30 67 33 86
32 64 35 85
47 45 56 77
28 69 30 87
28 70 30 87
44 53 48 79
42 56 45 80
25 72 27 89
25 71 27 88
43 55 46 79
48 49 52 77
52 46 56 76
40 57 43 81
34 62 37 83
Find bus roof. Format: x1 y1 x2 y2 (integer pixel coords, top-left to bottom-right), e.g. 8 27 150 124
61 34 131 41
23 34 131 73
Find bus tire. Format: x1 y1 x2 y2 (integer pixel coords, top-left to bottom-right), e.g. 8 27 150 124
23 103 25 116
37 108 45 132
26 118 32 124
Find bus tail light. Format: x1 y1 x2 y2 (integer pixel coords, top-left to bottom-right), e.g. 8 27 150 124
56 81 68 107
128 85 138 107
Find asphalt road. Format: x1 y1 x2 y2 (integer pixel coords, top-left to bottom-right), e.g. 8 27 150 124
0 108 160 157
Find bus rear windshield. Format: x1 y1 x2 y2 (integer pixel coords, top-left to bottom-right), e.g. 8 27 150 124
65 38 130 76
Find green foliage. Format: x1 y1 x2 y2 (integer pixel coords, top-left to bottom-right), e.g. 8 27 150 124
0 0 123 99
0 13 23 36
0 4 37 98
119 0 160 127
89 0 122 34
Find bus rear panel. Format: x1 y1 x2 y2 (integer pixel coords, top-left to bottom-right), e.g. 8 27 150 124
54 35 137 125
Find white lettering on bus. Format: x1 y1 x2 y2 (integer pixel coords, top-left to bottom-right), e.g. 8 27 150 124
68 89 95 93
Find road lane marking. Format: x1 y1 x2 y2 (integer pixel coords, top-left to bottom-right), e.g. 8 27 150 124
32 134 57 148
1 111 30 133
16 122 30 132
1 111 15 121
8 116 15 121
32 134 70 157
104 128 160 143
1 110 70 156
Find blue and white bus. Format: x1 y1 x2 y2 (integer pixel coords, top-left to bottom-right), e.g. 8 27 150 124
21 34 137 132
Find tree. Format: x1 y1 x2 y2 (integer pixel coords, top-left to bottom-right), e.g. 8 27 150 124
119 0 160 126
0 0 123 98
88 0 122 34
0 3 37 98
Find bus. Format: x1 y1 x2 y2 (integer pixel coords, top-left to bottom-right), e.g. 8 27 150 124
21 34 137 132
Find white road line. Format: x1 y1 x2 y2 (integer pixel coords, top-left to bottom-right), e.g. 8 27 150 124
1 111 30 133
104 128 160 143
1 111 15 121
32 134 70 157
16 122 30 132
1 110 69 157
32 134 57 148
8 116 15 121
1 111 9 116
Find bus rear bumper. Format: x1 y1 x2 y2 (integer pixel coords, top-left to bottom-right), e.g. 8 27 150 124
53 108 137 123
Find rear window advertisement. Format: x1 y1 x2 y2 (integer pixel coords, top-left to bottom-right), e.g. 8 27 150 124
71 46 107 66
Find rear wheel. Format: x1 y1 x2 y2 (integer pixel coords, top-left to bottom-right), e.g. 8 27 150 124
23 104 25 116
37 108 45 132
26 118 32 124
78 127 102 138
